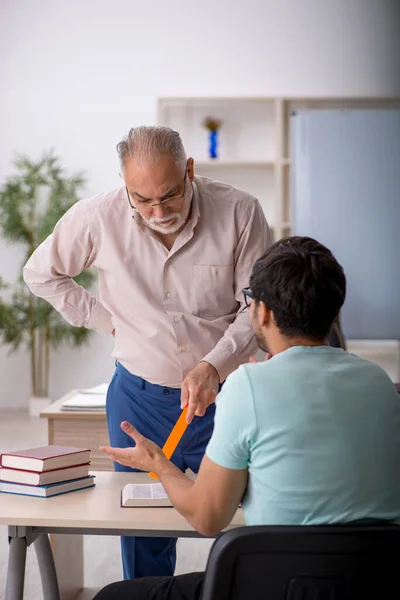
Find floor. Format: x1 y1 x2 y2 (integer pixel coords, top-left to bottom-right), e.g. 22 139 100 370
0 346 398 599
0 412 213 599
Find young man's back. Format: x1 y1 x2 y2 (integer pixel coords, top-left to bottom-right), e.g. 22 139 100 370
207 345 400 525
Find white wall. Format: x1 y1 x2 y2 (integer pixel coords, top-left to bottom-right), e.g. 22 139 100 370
0 0 399 408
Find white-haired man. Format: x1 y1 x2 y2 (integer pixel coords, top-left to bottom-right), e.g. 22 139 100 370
23 126 272 579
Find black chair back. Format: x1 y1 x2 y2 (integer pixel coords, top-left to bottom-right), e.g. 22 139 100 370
200 524 400 600
329 317 346 350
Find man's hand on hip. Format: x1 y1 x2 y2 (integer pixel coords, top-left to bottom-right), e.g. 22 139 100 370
181 361 220 424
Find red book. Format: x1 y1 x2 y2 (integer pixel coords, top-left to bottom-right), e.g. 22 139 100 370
0 463 91 486
0 445 90 472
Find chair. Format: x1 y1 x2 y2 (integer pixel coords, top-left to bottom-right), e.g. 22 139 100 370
200 523 400 600
329 316 346 350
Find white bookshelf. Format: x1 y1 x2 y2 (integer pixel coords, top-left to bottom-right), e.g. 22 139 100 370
158 96 400 242
158 97 279 238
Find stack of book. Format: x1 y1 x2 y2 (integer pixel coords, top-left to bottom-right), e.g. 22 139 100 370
0 445 95 497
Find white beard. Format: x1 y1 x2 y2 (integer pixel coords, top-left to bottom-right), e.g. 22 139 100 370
142 190 192 235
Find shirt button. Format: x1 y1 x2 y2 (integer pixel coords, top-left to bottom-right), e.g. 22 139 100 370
166 292 172 299
173 316 180 323
180 345 187 353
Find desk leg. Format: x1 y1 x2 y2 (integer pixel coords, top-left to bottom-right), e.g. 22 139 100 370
5 536 27 600
47 418 84 600
51 533 84 600
34 534 60 600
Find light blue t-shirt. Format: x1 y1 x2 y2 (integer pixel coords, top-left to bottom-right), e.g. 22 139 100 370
206 346 400 526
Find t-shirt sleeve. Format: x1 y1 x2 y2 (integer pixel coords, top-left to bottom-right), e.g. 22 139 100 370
206 364 256 470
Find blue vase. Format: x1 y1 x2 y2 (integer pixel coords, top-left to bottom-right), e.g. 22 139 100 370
208 129 218 159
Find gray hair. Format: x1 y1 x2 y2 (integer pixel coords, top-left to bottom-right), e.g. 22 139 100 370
116 126 187 171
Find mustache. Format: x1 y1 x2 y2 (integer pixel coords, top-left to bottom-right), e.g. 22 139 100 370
149 214 179 224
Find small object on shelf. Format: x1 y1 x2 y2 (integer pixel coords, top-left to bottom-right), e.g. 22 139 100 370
202 116 223 160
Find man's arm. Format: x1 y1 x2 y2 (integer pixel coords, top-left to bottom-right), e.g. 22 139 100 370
101 421 247 537
180 200 272 422
162 366 253 533
201 199 272 382
23 201 113 334
100 366 254 535
158 455 247 536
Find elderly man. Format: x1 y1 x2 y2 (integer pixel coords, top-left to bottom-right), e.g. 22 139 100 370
23 126 272 579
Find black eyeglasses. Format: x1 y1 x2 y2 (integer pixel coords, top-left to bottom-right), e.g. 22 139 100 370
126 172 187 211
242 287 255 307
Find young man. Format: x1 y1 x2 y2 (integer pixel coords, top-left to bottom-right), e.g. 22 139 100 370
95 236 400 600
23 126 271 579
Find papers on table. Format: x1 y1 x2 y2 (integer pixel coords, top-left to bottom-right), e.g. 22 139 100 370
61 383 109 411
78 383 109 395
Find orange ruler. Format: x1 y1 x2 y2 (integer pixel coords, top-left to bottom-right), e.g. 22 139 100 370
149 406 189 479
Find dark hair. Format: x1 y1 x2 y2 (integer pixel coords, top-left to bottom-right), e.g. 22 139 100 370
249 236 346 340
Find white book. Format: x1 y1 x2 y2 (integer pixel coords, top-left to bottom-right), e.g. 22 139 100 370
121 483 172 507
78 383 109 395
61 393 106 411
0 476 95 498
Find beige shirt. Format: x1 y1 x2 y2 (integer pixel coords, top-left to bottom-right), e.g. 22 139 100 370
23 176 272 386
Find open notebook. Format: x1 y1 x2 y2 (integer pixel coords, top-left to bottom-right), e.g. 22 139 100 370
121 482 173 507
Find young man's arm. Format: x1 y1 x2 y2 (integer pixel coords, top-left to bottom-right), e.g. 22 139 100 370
100 366 255 536
159 456 247 536
106 422 247 536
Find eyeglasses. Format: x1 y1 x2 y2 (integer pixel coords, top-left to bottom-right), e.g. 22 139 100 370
126 172 187 211
242 287 255 307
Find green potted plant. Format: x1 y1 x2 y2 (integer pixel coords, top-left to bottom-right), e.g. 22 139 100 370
0 150 95 415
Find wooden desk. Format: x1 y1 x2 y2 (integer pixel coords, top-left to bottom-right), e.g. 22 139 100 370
40 392 110 471
1 472 245 600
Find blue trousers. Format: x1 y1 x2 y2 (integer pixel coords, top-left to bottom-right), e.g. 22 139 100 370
106 362 216 580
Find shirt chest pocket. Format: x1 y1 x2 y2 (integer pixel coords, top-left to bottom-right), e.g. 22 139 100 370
191 264 236 319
